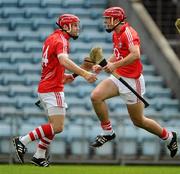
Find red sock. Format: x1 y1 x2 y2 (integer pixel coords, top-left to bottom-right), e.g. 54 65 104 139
101 121 113 132
38 134 55 150
161 128 169 140
29 123 54 141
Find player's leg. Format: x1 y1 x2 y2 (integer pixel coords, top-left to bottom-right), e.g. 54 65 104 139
127 102 163 135
31 114 65 167
127 102 178 158
124 74 178 158
13 92 66 164
31 92 66 166
13 122 55 164
90 78 119 147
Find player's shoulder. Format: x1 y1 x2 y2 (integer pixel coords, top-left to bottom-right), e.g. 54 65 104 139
45 30 64 45
123 25 139 39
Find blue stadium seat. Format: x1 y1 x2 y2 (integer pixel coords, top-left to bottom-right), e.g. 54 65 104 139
67 124 84 141
80 32 107 43
10 52 34 64
111 106 128 116
1 41 25 52
89 125 102 140
50 138 67 156
161 108 180 117
0 139 11 153
0 123 11 137
64 85 78 97
139 129 160 157
144 75 164 87
61 0 85 8
84 0 107 8
118 125 138 156
17 31 40 42
10 52 41 64
150 98 179 111
24 116 46 125
1 7 24 18
23 107 45 119
16 96 36 109
1 74 26 85
0 31 17 41
41 0 63 8
0 85 9 96
8 85 35 97
71 116 94 127
24 74 40 86
146 86 171 99
17 63 40 75
0 21 9 31
47 7 99 19
0 106 22 118
67 124 89 156
23 41 42 53
141 54 149 65
9 19 32 31
0 53 11 63
18 0 42 8
32 19 55 31
24 7 48 19
19 123 37 135
66 96 87 109
0 63 18 74
143 65 156 75
0 0 18 7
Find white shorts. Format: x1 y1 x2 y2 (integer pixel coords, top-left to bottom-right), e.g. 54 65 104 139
108 74 146 104
38 92 68 116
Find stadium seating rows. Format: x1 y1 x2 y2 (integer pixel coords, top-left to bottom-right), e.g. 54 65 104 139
0 0 179 160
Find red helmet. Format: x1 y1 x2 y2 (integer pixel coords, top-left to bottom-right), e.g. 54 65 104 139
103 7 126 22
56 14 80 28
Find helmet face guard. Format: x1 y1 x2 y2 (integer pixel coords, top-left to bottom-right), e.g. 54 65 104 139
103 7 126 33
56 14 80 39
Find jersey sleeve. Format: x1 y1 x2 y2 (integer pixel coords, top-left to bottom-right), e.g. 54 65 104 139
123 27 140 49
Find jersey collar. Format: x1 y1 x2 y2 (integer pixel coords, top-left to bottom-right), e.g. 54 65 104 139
116 22 129 35
55 29 71 40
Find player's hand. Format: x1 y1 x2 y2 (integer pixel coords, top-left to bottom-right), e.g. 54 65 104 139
82 57 95 71
92 65 102 74
84 72 97 83
63 74 75 84
103 62 116 73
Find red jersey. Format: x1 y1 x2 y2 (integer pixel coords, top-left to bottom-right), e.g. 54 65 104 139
38 30 70 93
112 22 143 78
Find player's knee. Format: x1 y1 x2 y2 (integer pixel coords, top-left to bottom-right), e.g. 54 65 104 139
91 90 101 102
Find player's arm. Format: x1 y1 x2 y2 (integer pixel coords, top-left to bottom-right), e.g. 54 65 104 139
113 45 140 68
103 45 140 73
92 54 116 74
107 54 116 63
58 53 97 83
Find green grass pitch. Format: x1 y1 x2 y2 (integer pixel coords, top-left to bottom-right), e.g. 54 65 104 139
0 165 180 174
